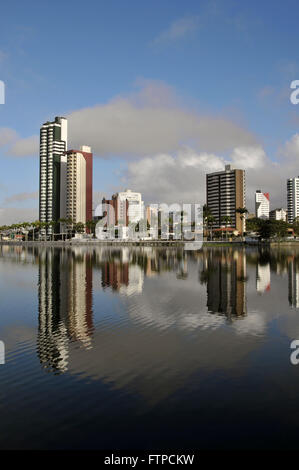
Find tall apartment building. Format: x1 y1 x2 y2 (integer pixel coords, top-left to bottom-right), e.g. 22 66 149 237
206 165 246 234
287 177 299 223
255 190 269 219
39 117 68 233
64 146 93 226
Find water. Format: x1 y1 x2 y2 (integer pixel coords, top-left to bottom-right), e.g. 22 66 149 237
0 244 299 449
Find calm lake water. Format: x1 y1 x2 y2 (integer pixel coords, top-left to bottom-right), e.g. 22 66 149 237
1 244 299 449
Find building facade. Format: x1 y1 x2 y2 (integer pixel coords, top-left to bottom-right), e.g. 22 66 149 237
64 146 93 227
269 208 287 222
287 177 299 223
102 194 129 227
206 165 246 234
39 116 68 233
102 189 143 227
255 190 269 219
118 189 144 224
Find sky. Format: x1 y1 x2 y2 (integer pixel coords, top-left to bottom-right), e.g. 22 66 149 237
1 0 299 224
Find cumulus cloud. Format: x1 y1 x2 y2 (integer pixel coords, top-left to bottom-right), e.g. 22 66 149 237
123 141 299 210
8 135 38 157
0 128 18 146
67 81 257 157
151 16 200 45
3 191 38 204
0 127 38 157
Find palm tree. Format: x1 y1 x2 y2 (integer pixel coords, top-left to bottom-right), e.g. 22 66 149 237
32 220 41 241
86 219 96 236
74 222 85 233
203 205 212 240
236 207 248 239
206 214 215 241
39 221 48 241
221 215 232 241
66 217 74 239
48 220 56 241
58 218 73 240
21 222 30 241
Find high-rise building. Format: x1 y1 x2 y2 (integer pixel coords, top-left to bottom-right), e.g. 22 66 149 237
39 116 67 233
102 194 129 227
255 190 269 219
269 208 287 222
206 164 246 234
102 189 144 227
64 146 93 227
118 189 144 224
146 205 158 226
39 117 67 233
287 177 299 223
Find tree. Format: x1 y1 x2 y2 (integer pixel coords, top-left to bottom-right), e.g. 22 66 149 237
86 219 96 236
74 222 85 233
20 222 30 241
293 216 299 236
203 205 213 240
206 214 215 241
32 220 41 241
236 207 248 239
48 220 57 241
246 217 263 233
221 215 232 241
258 219 288 239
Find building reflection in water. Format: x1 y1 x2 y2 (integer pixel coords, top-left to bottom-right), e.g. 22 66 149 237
35 245 253 373
38 248 93 373
256 262 271 294
288 255 299 308
200 248 247 319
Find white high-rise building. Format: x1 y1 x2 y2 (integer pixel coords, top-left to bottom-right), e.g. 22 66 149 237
269 208 287 222
255 190 269 219
39 116 68 233
117 189 144 224
287 177 299 223
256 263 271 293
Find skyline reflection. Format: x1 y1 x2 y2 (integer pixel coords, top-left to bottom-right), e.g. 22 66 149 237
2 244 299 377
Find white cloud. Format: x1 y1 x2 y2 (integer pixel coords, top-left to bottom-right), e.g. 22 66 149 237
3 191 38 204
0 128 18 146
67 80 257 157
0 127 38 157
8 135 38 157
124 147 225 204
123 142 299 210
152 16 200 45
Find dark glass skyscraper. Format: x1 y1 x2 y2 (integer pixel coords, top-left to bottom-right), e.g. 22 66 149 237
39 116 68 233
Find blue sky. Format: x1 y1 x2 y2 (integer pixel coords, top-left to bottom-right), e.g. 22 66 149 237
1 0 299 223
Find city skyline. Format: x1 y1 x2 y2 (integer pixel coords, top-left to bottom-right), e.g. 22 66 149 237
2 1 299 225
